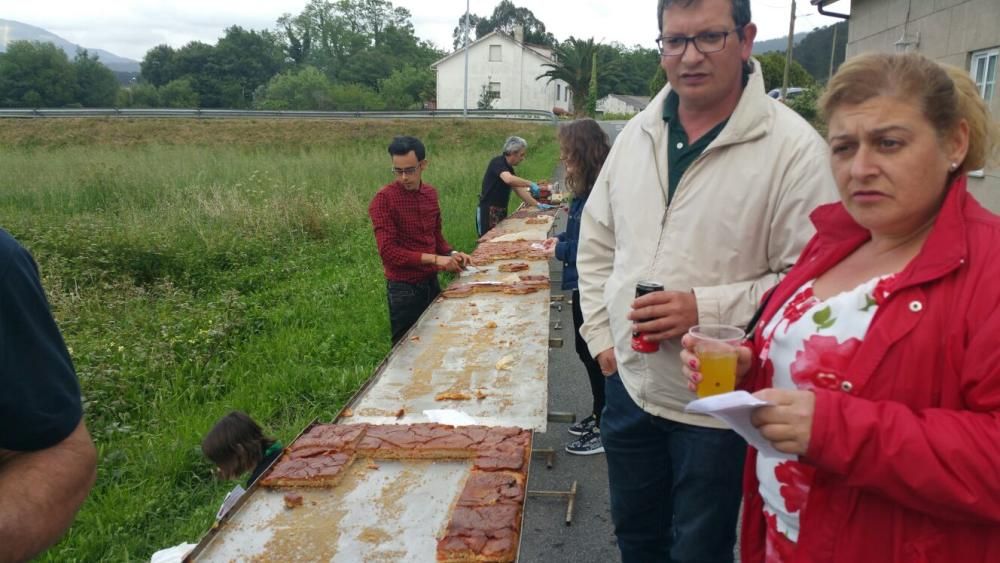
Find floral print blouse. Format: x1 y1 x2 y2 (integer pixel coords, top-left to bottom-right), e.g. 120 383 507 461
755 274 895 562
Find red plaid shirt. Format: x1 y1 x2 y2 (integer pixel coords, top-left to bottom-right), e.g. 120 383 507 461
369 181 453 283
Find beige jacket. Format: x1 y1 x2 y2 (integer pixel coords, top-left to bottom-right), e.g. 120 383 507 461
578 60 837 427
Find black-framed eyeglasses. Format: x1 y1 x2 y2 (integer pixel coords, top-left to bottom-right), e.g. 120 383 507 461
655 27 743 57
391 166 420 176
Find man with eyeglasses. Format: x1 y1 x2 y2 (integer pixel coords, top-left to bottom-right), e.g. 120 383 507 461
369 136 472 344
476 135 550 237
576 0 836 561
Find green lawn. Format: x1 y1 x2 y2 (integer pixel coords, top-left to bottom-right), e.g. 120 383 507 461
0 118 558 561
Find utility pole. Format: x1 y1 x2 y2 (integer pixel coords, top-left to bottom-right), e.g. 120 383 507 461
781 0 796 100
828 23 838 82
463 0 470 117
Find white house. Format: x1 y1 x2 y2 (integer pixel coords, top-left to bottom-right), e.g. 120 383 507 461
597 94 651 116
432 28 571 113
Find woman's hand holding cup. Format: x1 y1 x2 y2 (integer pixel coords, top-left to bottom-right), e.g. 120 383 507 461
680 331 753 396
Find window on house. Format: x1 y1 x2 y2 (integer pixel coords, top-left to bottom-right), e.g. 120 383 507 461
556 84 561 100
971 48 997 101
488 82 501 100
489 45 502 62
969 48 997 177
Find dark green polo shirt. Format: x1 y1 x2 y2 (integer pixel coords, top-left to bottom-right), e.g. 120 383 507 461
662 90 729 206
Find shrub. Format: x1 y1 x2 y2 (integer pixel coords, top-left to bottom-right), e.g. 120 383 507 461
786 86 823 132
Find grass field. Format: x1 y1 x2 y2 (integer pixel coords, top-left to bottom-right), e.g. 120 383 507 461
0 117 558 560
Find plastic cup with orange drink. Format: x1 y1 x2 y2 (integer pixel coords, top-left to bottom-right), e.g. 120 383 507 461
688 324 745 398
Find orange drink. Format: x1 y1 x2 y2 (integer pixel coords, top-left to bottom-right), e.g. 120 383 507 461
688 324 745 398
696 351 738 398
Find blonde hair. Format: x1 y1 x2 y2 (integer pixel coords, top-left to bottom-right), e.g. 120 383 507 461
820 52 999 174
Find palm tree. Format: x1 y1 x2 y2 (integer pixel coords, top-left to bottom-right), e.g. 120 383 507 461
538 37 623 116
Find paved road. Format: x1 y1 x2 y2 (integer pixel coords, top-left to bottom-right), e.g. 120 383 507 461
519 120 629 563
598 120 628 141
519 235 619 563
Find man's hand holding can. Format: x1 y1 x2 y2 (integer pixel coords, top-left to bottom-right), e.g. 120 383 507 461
629 283 699 350
631 282 664 352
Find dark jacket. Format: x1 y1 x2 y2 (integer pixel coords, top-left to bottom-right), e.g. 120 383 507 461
246 441 283 487
555 195 586 291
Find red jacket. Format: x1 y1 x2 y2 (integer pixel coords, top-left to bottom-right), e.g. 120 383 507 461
741 177 1000 563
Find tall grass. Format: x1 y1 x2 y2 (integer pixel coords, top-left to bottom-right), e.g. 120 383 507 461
0 118 558 560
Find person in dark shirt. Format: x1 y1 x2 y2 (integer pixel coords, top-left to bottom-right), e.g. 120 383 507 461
369 136 472 343
202 411 283 488
0 228 97 561
476 136 548 237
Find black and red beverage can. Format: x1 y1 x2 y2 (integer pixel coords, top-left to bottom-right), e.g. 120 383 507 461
631 281 664 353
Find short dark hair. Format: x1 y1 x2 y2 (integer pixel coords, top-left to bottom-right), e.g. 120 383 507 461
657 0 752 36
202 411 275 480
658 0 753 75
388 135 426 161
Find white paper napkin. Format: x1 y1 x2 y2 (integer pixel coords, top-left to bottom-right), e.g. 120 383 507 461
215 484 245 520
423 409 478 426
150 542 196 563
685 391 795 460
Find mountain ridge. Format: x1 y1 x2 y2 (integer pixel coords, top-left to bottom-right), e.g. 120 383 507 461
0 18 140 73
753 32 807 55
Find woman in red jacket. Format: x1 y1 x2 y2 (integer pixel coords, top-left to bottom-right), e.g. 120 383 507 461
682 52 1000 562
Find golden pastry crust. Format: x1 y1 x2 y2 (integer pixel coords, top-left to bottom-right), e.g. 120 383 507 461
440 276 549 299
435 391 473 401
497 262 529 272
260 452 354 488
470 241 548 265
258 423 530 563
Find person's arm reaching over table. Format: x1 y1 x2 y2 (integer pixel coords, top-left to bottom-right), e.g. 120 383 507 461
502 172 542 207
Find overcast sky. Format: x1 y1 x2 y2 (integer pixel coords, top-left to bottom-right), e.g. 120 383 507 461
3 0 851 61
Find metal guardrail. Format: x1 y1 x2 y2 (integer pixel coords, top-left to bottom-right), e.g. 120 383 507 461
0 107 558 124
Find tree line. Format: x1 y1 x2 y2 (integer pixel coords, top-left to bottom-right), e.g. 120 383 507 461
0 43 119 108
0 0 846 113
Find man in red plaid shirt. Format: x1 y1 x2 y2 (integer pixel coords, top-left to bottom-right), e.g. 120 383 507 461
369 136 472 344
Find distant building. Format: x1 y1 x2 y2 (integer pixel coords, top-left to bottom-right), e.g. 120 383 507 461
812 0 1000 209
431 27 571 114
596 94 651 116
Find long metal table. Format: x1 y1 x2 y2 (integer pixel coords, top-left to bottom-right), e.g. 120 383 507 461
186 212 555 562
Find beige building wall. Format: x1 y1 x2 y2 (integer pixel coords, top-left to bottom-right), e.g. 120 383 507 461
845 0 1000 211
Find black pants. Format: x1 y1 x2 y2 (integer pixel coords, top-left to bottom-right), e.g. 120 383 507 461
476 204 508 237
387 277 440 344
572 289 605 422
